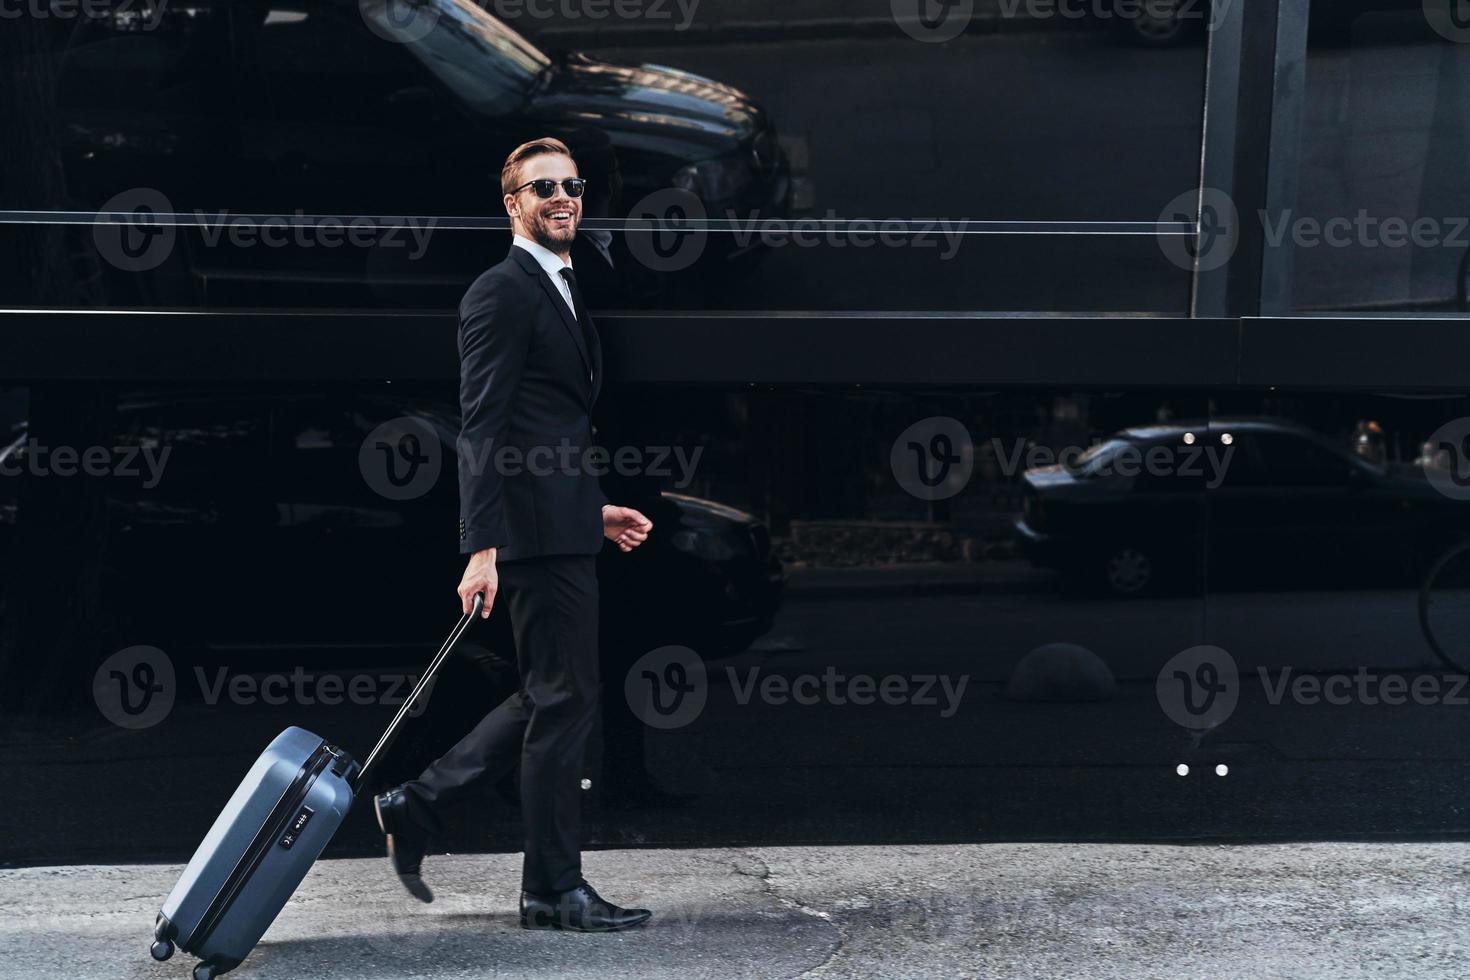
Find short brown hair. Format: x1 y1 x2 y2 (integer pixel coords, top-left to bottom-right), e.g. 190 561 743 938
501 137 575 196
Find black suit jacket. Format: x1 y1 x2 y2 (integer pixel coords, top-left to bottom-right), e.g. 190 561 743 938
456 246 607 561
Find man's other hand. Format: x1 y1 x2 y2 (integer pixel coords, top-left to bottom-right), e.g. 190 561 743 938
602 505 653 553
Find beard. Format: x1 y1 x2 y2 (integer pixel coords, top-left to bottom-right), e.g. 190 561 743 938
526 204 579 255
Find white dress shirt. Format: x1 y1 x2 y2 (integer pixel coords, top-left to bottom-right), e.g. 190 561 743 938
512 234 593 385
512 235 578 321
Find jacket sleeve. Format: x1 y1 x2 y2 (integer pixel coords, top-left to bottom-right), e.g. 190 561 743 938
457 275 533 555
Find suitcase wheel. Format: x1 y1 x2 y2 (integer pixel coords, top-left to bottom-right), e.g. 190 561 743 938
148 940 174 962
193 963 220 980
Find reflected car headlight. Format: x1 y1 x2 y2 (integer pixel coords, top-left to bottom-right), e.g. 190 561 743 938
671 527 744 561
673 156 755 202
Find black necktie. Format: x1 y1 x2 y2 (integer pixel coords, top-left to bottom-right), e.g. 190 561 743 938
558 267 598 382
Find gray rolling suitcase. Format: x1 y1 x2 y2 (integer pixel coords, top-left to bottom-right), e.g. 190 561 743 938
150 594 483 979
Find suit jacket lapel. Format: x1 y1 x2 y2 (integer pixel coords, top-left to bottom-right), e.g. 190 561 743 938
512 247 593 377
509 246 596 402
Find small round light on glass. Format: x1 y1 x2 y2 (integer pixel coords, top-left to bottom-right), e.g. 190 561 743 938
1183 432 1196 446
1175 764 1189 776
580 778 592 790
1220 433 1234 446
1215 764 1229 777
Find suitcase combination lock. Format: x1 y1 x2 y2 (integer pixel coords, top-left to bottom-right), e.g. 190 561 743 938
278 806 315 850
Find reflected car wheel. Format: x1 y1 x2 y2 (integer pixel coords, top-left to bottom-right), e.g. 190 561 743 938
1103 546 1154 596
1419 539 1470 672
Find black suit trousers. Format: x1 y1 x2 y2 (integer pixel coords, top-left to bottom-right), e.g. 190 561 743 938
402 554 599 896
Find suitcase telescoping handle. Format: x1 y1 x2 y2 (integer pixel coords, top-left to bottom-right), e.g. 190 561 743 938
352 592 484 794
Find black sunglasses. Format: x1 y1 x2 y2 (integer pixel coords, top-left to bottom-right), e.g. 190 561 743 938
511 178 587 199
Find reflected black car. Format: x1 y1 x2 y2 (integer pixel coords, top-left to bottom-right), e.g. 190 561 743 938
1013 422 1208 596
45 0 791 306
0 389 783 661
1015 417 1470 596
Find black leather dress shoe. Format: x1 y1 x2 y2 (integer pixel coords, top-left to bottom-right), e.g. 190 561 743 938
374 787 434 903
519 881 652 932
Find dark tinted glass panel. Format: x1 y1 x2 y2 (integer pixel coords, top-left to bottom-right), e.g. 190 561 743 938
1289 6 1470 311
1 382 1217 862
13 382 1470 858
55 3 227 110
1202 391 1470 836
62 224 1187 312
2 0 1204 312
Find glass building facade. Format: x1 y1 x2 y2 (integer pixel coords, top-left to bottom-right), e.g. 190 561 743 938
3 0 1470 864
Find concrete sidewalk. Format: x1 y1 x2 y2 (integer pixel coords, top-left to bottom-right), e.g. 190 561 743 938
5 842 1470 978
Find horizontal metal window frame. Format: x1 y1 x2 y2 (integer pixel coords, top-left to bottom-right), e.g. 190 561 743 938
0 211 1194 237
1 309 1466 393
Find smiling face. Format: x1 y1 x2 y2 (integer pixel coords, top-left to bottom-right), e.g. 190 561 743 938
504 152 582 257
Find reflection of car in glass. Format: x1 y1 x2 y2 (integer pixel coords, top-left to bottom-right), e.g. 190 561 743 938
47 0 791 306
1014 417 1470 596
0 389 783 659
1013 422 1208 596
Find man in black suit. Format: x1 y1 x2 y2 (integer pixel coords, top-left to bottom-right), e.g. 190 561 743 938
373 137 654 933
